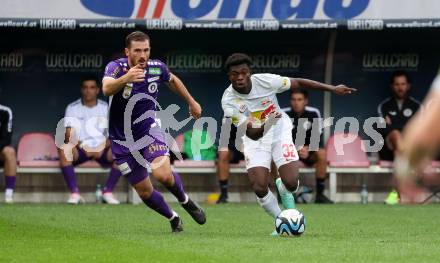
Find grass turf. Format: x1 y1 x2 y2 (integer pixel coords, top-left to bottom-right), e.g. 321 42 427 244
0 203 439 263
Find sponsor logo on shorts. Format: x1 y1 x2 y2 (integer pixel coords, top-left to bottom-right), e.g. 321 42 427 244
148 143 168 154
118 162 132 175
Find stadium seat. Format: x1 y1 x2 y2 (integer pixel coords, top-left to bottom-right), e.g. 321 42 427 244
78 160 101 168
17 132 59 167
171 133 184 152
173 160 216 168
230 160 246 168
430 161 440 168
326 133 370 167
378 160 394 168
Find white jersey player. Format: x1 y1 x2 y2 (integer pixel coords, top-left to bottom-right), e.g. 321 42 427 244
221 53 355 222
59 77 121 205
64 98 108 150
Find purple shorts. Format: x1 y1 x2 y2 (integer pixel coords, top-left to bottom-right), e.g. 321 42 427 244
111 126 169 186
73 146 112 167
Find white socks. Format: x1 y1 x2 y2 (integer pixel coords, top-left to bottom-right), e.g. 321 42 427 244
169 211 179 221
5 189 13 198
179 194 189 205
256 190 282 218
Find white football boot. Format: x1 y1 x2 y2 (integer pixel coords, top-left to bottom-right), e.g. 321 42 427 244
102 192 120 205
67 193 85 204
5 189 13 204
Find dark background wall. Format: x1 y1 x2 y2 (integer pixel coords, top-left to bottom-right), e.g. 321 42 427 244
0 29 438 146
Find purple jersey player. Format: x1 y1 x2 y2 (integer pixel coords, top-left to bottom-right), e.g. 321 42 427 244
102 31 205 232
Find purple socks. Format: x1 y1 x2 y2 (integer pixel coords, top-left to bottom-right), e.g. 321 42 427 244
166 172 187 203
103 167 121 193
61 165 79 193
142 190 174 219
5 175 16 190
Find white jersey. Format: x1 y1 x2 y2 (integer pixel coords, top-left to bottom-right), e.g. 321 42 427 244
221 73 292 135
221 73 298 170
64 99 108 148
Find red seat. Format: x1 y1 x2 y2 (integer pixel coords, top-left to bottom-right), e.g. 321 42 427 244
78 161 101 168
326 133 370 167
230 160 246 168
430 161 440 168
17 132 59 167
170 134 184 153
378 160 394 168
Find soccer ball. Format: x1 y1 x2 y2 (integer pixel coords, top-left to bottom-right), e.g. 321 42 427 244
275 209 306 236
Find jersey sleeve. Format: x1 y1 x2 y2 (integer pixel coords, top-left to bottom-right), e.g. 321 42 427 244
223 106 247 127
64 105 77 128
103 61 122 79
159 61 172 82
267 74 291 93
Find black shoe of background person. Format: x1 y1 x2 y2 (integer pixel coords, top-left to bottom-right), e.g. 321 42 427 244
295 186 313 204
170 216 183 233
315 194 335 204
182 199 207 225
216 194 228 204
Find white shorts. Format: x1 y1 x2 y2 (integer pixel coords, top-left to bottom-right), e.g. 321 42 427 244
243 125 299 171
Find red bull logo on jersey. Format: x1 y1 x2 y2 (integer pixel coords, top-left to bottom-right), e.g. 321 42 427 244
251 104 276 122
80 0 370 20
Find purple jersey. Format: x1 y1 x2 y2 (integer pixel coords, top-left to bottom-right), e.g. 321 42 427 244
103 57 171 142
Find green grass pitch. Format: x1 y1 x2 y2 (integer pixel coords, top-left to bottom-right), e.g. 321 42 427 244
1 203 439 263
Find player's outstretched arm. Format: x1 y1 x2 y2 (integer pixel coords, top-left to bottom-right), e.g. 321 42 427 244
290 78 356 95
102 64 145 96
167 73 202 119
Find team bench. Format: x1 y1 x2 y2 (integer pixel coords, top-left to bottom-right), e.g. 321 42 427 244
2 132 439 202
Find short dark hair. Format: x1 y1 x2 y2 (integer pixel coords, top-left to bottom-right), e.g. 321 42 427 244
125 31 150 48
291 88 308 99
224 53 252 71
390 70 411 84
80 75 99 87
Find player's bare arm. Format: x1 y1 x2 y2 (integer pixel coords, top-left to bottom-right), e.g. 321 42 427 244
290 78 356 95
167 73 202 119
102 64 145 96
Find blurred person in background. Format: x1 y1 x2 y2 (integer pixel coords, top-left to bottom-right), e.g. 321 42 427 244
284 89 332 204
0 102 17 203
216 124 244 204
395 72 440 202
377 71 420 204
59 76 121 204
